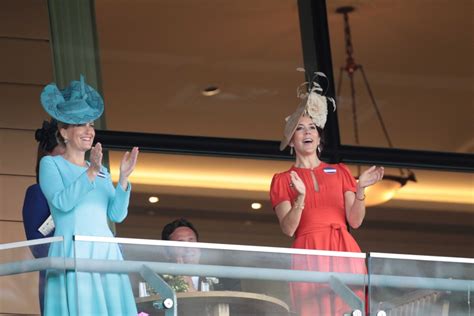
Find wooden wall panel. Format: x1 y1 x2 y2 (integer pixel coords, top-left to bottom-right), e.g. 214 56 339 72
0 221 27 244
0 129 36 176
0 272 40 315
0 1 51 315
0 175 35 221
0 0 49 39
0 39 52 85
0 84 49 129
0 222 39 315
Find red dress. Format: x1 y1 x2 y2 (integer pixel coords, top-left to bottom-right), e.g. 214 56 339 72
270 162 366 316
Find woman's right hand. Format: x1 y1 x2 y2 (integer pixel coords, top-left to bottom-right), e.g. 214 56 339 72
87 143 103 180
275 171 306 237
290 171 306 197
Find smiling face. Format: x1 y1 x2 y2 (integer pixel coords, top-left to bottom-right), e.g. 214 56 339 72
60 122 95 152
290 115 320 156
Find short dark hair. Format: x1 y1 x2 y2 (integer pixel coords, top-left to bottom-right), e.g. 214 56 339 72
161 218 199 241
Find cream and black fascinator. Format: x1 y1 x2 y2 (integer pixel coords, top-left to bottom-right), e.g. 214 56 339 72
280 70 336 151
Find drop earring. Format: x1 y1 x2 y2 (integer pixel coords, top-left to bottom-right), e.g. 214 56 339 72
290 146 294 155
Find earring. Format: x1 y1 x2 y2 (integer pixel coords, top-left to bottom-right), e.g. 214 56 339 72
317 145 321 154
64 139 68 144
290 146 294 155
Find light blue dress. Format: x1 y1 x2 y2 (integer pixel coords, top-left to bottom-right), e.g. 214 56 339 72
39 155 137 316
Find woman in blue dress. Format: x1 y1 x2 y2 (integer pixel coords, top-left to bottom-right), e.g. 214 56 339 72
39 75 139 315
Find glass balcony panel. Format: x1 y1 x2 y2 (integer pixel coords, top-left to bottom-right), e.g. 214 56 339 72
368 253 474 316
0 237 67 315
74 236 367 315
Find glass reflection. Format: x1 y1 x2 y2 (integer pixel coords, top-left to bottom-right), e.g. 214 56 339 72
327 1 473 153
95 0 304 140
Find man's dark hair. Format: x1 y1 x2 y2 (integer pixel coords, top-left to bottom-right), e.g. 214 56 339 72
161 218 199 241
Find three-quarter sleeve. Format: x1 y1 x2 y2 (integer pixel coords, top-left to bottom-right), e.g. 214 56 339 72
270 172 292 209
39 156 95 212
339 163 357 193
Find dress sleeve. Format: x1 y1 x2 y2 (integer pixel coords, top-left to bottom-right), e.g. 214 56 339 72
339 163 357 193
270 172 292 209
39 156 95 212
106 168 131 223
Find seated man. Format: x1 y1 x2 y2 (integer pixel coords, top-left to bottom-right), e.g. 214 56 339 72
162 218 241 292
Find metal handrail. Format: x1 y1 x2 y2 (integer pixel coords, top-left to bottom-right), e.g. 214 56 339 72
1 256 472 292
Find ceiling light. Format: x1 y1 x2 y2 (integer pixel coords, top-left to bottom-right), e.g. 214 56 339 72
251 202 262 210
148 196 159 203
364 173 416 206
201 86 220 96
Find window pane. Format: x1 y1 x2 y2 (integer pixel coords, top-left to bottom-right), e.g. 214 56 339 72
327 1 473 153
95 0 304 141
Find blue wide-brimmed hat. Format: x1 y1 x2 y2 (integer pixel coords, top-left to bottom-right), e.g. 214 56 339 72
40 75 104 124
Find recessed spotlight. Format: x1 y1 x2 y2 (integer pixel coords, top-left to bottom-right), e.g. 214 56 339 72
201 86 220 96
251 202 262 210
148 196 159 203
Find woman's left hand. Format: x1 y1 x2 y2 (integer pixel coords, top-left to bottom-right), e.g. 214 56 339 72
358 165 384 188
119 147 139 189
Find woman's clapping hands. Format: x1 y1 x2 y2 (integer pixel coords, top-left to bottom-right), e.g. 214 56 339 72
358 166 384 188
119 147 139 190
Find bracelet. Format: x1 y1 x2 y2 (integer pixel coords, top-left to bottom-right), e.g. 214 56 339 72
293 203 305 209
355 194 366 201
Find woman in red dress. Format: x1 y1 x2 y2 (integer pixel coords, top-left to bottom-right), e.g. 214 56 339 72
270 74 384 315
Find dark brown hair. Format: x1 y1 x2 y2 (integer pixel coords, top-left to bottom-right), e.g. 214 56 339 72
316 126 325 159
35 120 60 182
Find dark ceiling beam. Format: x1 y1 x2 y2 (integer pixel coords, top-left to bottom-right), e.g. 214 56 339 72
337 145 474 171
95 130 474 172
95 130 285 159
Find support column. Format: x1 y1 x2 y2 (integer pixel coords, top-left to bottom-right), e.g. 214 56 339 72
47 0 106 131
